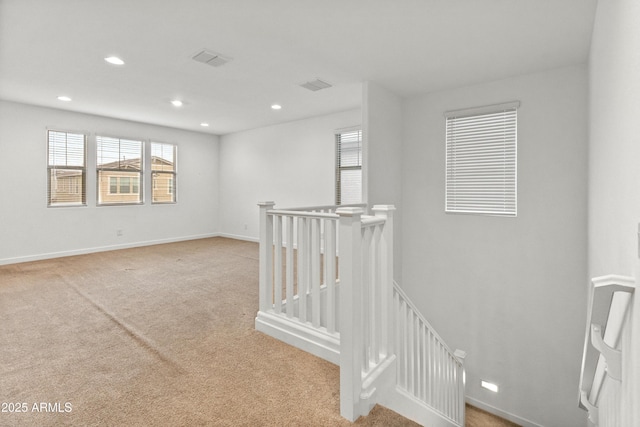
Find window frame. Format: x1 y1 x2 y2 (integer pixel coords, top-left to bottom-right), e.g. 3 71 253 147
150 142 177 204
335 127 362 205
96 135 144 206
444 101 519 217
47 129 87 208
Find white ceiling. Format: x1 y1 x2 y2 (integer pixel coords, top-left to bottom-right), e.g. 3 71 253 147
0 0 597 135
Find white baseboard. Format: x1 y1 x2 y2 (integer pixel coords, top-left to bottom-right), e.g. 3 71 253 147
0 233 221 266
217 232 259 243
466 397 543 427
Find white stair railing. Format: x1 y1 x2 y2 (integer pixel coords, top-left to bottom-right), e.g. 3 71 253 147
393 283 466 425
256 201 342 364
337 205 397 421
256 202 465 426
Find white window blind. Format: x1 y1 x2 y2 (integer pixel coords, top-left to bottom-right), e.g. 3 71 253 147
445 101 519 216
151 142 176 203
96 136 143 205
47 130 86 207
336 129 362 205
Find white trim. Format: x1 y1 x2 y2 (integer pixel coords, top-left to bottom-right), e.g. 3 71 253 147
466 397 543 427
0 233 220 266
334 124 361 134
444 101 521 118
217 232 259 243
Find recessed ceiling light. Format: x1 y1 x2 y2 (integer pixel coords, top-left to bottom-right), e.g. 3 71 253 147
481 380 499 393
57 96 72 102
271 104 282 110
200 123 209 127
171 100 183 107
104 56 125 65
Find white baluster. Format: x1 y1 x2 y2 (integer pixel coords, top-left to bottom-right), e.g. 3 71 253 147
408 306 414 394
422 323 429 402
285 216 294 318
362 226 372 372
298 217 308 323
324 218 336 333
311 218 321 328
415 314 421 397
274 215 283 314
428 329 433 406
371 223 382 365
402 299 408 389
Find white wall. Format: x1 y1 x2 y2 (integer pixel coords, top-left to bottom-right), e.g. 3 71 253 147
363 82 404 283
0 100 219 264
218 109 361 241
589 0 640 425
401 65 588 426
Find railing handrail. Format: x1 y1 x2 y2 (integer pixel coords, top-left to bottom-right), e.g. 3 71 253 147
278 203 367 212
393 281 461 365
268 209 339 219
361 215 386 228
578 274 635 417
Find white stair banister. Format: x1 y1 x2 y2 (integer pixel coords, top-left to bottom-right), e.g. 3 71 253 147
372 205 396 360
337 205 398 421
336 206 365 421
454 349 467 423
256 201 464 426
258 201 275 313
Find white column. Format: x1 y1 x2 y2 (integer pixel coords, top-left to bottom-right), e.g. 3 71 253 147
337 207 364 421
258 202 275 313
454 349 467 424
372 205 395 358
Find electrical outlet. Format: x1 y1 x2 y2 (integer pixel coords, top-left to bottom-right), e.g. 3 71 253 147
116 229 123 237
244 224 248 230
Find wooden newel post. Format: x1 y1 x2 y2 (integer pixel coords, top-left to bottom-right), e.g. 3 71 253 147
337 207 364 422
372 205 395 357
258 202 275 313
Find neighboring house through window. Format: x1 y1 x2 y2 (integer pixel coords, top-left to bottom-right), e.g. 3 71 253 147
151 142 176 203
335 128 362 205
47 130 86 207
445 101 519 216
97 136 143 205
108 176 140 194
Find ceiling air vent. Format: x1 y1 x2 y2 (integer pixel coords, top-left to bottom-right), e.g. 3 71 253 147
192 49 231 67
300 79 332 91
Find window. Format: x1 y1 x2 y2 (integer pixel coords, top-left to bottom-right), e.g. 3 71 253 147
47 130 86 207
107 176 140 194
109 177 118 194
335 129 362 205
151 142 176 203
445 102 519 216
97 136 143 205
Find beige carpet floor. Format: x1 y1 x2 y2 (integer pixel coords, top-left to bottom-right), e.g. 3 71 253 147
0 237 517 426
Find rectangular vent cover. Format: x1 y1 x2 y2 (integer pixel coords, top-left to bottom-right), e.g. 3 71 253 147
300 79 332 91
192 50 231 67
